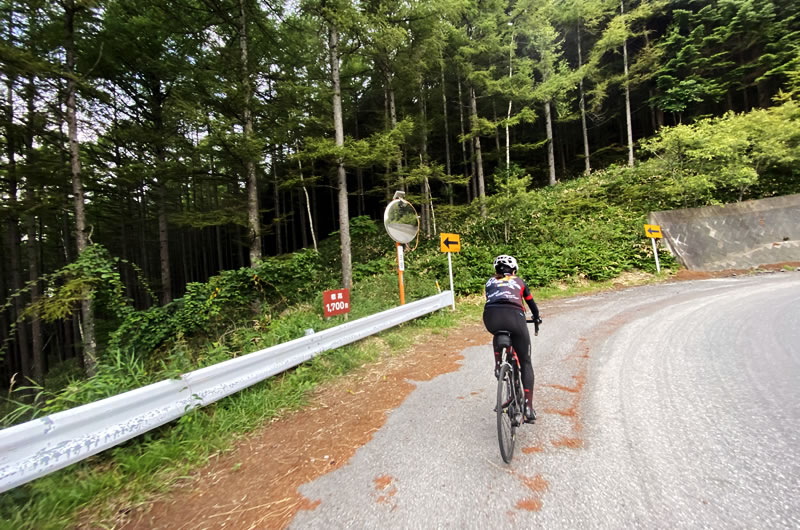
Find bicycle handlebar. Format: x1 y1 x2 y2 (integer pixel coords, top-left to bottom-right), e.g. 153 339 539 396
526 317 542 336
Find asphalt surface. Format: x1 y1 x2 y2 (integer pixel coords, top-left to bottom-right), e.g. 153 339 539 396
290 273 800 528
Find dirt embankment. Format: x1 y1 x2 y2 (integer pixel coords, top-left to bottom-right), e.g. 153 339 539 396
114 324 490 530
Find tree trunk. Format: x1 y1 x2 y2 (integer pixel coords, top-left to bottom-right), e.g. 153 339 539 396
383 84 392 196
208 130 224 272
742 83 750 111
544 101 556 186
138 185 150 290
23 68 43 382
157 181 171 304
389 83 402 180
151 79 172 304
492 100 501 162
70 313 80 363
419 74 431 236
296 151 318 251
756 80 770 108
237 225 245 268
439 61 453 205
469 136 476 202
577 25 591 175
621 0 635 167
290 190 298 251
120 169 137 303
426 174 436 234
65 0 96 375
353 105 365 216
201 228 209 280
214 198 224 272
297 189 308 249
311 161 319 235
284 178 291 251
648 88 657 133
457 77 469 201
558 123 567 178
272 151 282 255
240 0 261 264
5 43 34 382
194 230 203 281
25 179 43 385
0 239 8 381
3 133 31 383
506 33 514 171
180 230 189 290
469 87 486 217
329 24 352 289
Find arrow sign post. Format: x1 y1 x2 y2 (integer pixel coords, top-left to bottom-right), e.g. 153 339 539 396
440 233 461 310
644 224 663 273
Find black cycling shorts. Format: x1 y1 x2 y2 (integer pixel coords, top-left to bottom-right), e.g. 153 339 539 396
482 305 531 362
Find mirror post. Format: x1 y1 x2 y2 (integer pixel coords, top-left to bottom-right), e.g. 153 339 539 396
396 242 405 305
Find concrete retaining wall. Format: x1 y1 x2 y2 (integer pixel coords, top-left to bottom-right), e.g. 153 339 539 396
649 194 800 271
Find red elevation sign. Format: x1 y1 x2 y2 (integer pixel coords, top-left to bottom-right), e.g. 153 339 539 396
323 288 350 317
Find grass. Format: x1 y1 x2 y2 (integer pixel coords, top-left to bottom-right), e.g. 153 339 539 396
0 268 670 529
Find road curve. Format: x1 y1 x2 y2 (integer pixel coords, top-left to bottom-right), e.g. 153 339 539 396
290 273 800 528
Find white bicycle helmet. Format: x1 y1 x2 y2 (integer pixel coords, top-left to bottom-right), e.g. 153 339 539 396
493 254 518 272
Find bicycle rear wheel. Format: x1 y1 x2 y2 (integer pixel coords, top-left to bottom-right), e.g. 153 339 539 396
497 363 517 463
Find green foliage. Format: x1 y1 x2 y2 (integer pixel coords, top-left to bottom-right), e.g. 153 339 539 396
319 215 394 283
0 244 141 364
108 248 326 367
16 245 133 323
430 174 657 290
639 97 800 205
298 119 415 170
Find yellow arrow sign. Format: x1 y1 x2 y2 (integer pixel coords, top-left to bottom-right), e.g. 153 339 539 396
440 233 461 252
644 224 663 239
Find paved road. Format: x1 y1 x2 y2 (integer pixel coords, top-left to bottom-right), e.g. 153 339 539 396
291 273 800 528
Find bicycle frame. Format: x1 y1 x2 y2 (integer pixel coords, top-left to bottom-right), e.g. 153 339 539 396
499 347 524 423
496 316 538 414
493 317 538 463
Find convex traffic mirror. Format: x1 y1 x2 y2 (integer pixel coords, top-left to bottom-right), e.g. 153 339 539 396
383 191 419 305
383 193 419 244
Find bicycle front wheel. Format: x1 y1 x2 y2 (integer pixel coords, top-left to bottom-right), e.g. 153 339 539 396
497 363 517 463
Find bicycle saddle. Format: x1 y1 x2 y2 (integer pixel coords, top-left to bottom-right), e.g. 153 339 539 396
493 331 512 350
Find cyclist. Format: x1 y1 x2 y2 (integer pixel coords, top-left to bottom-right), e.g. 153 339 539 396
483 254 541 423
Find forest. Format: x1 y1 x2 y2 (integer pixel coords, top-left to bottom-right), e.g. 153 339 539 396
1 0 799 524
1 0 799 396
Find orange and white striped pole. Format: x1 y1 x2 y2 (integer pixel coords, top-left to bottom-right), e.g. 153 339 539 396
396 242 405 305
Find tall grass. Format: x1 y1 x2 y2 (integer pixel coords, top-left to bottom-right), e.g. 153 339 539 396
0 280 474 529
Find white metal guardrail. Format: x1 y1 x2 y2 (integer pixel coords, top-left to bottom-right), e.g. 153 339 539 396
0 291 455 493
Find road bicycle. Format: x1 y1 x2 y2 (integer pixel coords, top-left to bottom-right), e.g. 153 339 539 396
494 318 539 463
